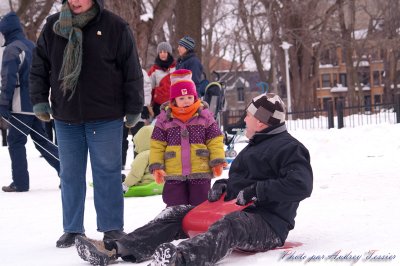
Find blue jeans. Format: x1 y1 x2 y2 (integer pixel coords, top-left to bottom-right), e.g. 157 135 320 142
7 114 60 191
54 119 124 233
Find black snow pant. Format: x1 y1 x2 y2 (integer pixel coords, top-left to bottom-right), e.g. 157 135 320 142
117 205 282 265
117 205 193 262
1 128 7 146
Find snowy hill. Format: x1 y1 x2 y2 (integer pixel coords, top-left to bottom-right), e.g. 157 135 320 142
1 123 400 265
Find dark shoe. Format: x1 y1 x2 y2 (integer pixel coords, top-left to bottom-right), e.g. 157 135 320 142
148 243 178 266
103 230 126 241
75 236 117 266
56 232 85 248
2 183 27 192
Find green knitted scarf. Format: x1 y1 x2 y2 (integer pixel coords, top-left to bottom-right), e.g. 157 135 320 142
53 2 99 100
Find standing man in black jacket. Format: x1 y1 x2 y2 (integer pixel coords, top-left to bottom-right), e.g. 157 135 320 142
29 0 144 248
74 93 313 266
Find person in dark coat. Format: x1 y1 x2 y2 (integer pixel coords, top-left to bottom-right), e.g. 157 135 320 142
0 12 60 193
74 93 313 266
176 36 203 95
29 0 144 248
0 117 7 146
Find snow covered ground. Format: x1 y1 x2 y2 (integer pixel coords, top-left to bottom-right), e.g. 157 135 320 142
1 123 399 266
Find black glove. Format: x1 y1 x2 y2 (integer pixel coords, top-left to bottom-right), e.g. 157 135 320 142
33 102 52 122
122 183 129 193
236 184 257 206
125 113 140 128
207 179 228 202
0 105 11 119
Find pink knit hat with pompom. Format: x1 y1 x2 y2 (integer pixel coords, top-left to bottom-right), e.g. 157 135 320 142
169 69 197 101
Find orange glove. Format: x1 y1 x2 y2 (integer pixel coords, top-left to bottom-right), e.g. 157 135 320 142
212 162 228 177
153 169 166 184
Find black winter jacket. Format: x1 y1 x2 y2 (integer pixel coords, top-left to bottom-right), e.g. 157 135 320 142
176 52 203 92
29 0 143 123
225 124 313 242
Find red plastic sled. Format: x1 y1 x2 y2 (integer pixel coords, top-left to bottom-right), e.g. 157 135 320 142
274 241 303 249
234 241 303 254
182 194 303 253
182 193 252 238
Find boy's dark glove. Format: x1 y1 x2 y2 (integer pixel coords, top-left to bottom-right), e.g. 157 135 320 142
125 113 140 128
208 179 228 202
33 102 52 122
236 184 257 206
0 105 11 119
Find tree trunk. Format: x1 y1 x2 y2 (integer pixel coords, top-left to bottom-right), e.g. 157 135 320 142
175 0 202 59
16 0 54 42
104 0 176 66
338 0 358 107
238 0 268 84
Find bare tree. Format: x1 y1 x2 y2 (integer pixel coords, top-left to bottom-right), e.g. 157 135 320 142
238 0 269 83
263 0 339 112
175 0 202 58
337 0 360 106
11 0 397 111
379 0 400 103
9 0 56 42
201 0 239 79
104 0 176 66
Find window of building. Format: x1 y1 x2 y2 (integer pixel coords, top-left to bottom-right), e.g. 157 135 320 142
396 70 400 82
237 87 244 102
358 69 370 85
373 71 381 85
374 95 381 104
370 48 381 61
342 48 347 62
322 74 331 87
334 96 345 108
364 95 371 112
339 73 347 86
320 47 338 65
332 74 338 86
322 97 331 111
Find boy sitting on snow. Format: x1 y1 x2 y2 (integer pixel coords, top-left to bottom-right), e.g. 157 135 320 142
75 93 313 266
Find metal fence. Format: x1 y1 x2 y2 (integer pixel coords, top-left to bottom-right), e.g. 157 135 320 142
222 100 400 131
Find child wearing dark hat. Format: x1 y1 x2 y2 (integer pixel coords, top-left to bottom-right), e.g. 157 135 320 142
148 41 176 117
149 69 226 207
74 92 313 266
176 36 204 96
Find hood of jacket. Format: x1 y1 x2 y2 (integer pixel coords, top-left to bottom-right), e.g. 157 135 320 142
0 12 24 46
133 125 154 154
